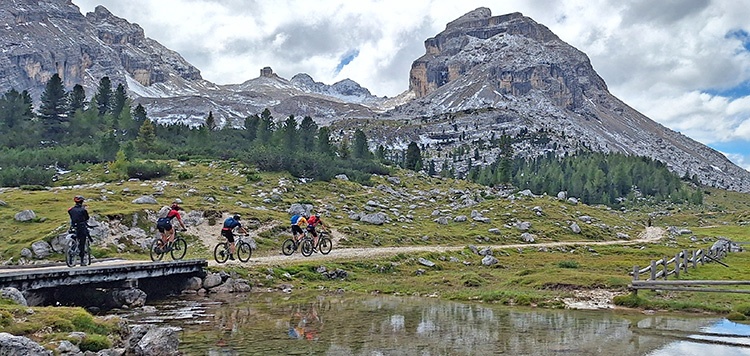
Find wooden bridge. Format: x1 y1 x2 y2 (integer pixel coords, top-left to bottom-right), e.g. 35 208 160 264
0 259 208 306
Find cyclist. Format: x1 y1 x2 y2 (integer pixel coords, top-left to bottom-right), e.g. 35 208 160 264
221 213 247 260
306 213 325 251
156 201 187 252
67 195 90 266
290 213 308 244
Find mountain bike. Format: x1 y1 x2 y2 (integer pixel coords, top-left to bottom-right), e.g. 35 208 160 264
214 233 253 263
282 231 307 256
150 230 188 261
66 233 92 267
300 230 332 257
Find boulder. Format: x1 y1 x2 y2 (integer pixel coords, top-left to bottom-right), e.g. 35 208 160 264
202 273 223 289
112 289 147 308
14 210 36 222
134 327 180 356
0 332 52 355
360 212 387 225
570 222 581 234
132 196 158 204
481 255 499 266
0 287 27 306
30 241 52 259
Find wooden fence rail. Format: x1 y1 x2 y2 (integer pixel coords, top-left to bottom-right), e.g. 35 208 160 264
629 239 745 294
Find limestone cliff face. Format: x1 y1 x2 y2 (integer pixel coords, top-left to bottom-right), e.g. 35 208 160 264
408 8 604 110
0 1 202 101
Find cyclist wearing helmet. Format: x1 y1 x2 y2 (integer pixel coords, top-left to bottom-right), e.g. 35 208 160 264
221 213 247 260
156 201 187 251
306 213 325 249
67 195 90 265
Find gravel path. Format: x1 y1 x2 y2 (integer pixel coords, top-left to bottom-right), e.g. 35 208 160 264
211 226 665 267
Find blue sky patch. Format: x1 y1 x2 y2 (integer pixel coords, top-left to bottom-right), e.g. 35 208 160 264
704 81 750 98
335 49 359 74
726 29 750 52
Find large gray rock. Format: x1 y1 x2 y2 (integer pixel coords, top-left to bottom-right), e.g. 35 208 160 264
0 332 52 355
202 273 223 289
14 210 36 222
134 327 180 356
360 212 387 225
288 203 312 217
132 196 158 204
0 287 27 306
112 288 147 308
30 241 52 259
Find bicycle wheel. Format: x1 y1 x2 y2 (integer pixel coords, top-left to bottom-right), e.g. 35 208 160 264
282 239 297 256
237 242 252 262
65 242 77 267
214 243 229 264
171 238 187 260
82 243 92 266
318 237 332 255
150 239 165 261
301 239 314 257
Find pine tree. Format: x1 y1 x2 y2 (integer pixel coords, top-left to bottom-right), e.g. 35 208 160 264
95 77 113 116
206 111 217 131
256 108 274 145
243 114 259 142
39 73 69 142
99 130 120 161
0 89 36 148
317 126 334 156
280 115 298 152
68 84 86 117
352 129 369 159
111 83 127 119
136 119 157 153
405 141 422 171
133 103 147 123
338 137 351 160
299 116 317 149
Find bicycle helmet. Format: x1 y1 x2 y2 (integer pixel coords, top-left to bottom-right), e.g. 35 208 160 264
73 196 85 203
233 214 241 220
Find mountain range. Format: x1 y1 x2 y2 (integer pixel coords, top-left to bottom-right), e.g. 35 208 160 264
2 1 750 192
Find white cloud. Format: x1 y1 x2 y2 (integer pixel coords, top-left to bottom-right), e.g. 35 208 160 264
70 0 750 170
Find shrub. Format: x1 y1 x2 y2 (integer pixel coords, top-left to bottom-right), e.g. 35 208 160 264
79 334 111 352
557 260 579 269
177 171 194 180
727 312 747 321
125 161 172 180
613 293 647 308
461 273 486 287
735 303 750 316
20 184 47 191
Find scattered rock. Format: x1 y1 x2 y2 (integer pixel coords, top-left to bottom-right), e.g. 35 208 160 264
14 210 36 222
132 196 158 204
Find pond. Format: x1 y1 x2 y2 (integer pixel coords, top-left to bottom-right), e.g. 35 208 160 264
119 292 750 355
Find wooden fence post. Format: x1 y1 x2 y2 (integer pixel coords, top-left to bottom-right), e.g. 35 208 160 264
650 260 657 281
683 250 689 273
674 253 680 278
633 265 639 295
663 257 668 280
692 250 697 269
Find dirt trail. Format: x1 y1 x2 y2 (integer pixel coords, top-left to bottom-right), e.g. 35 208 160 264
211 226 665 267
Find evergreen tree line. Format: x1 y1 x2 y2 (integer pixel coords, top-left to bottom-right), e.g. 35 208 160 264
0 75 389 187
466 150 703 206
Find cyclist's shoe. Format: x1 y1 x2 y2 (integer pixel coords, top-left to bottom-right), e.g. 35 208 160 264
229 254 235 261
80 260 88 266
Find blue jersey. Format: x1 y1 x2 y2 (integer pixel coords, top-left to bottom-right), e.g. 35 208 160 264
223 217 241 230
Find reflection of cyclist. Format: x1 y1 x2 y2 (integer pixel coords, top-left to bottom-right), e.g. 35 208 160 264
288 304 322 341
67 195 90 266
221 214 247 260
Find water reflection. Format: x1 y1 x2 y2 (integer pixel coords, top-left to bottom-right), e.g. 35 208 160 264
119 293 750 355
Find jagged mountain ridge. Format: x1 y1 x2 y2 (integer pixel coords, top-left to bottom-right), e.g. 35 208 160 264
0 1 383 127
1 2 750 192
384 9 750 192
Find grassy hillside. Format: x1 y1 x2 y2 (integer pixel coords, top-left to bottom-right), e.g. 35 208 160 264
3 160 750 314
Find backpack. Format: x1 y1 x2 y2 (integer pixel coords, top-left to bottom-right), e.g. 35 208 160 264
307 215 319 226
290 215 300 225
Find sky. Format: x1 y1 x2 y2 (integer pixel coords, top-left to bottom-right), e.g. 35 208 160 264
70 0 750 171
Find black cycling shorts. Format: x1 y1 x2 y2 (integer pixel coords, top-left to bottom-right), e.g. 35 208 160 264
221 229 235 243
